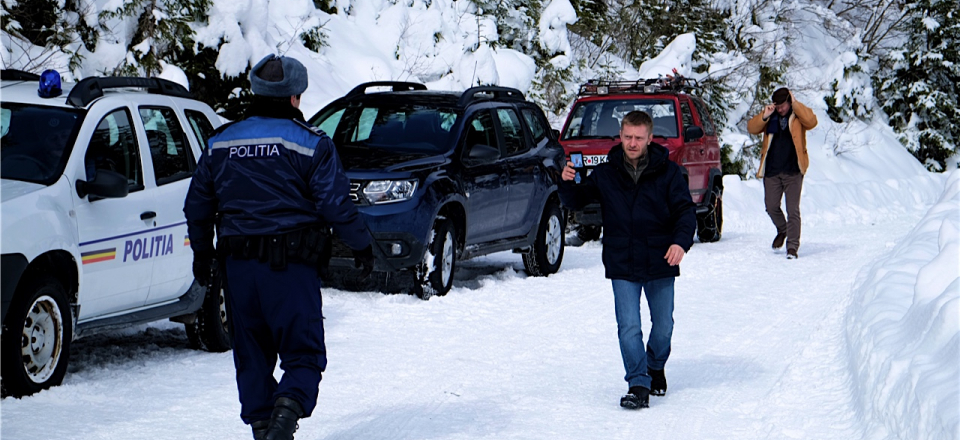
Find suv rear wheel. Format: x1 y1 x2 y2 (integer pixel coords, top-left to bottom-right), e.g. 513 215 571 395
1 275 72 397
696 186 723 243
416 218 457 299
576 225 602 242
523 202 565 276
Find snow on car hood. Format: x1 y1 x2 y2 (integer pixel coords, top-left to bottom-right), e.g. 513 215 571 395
1 179 46 203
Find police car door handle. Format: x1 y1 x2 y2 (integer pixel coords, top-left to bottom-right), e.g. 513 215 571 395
140 211 157 220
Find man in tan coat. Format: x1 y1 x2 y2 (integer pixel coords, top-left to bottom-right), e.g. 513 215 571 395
747 87 818 259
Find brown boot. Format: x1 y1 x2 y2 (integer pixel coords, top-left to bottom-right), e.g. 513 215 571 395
772 232 787 249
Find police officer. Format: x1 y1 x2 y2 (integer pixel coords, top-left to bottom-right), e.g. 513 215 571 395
184 54 374 440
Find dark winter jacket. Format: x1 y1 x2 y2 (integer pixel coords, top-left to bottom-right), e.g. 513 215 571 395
184 100 371 255
559 143 696 281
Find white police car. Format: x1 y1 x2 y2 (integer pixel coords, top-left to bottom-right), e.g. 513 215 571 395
1 70 229 397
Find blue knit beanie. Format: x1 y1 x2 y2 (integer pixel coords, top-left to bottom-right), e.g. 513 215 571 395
249 54 308 98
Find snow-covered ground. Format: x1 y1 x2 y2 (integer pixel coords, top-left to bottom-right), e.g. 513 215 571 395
1 166 955 439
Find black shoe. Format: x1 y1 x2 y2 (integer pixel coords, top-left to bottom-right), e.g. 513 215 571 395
263 397 303 440
649 369 667 396
251 420 269 440
787 249 798 259
772 232 787 249
620 386 650 409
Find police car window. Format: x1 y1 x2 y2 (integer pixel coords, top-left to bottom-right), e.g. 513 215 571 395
85 109 143 192
521 108 548 147
185 110 215 151
0 103 82 185
496 108 527 157
691 97 716 136
139 107 195 186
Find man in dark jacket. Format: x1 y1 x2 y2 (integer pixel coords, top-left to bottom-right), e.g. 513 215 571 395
184 54 374 440
559 111 696 410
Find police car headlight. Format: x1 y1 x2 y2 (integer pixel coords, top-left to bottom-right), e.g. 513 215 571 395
363 179 418 204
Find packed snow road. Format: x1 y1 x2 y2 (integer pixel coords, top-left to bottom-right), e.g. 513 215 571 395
0 214 922 439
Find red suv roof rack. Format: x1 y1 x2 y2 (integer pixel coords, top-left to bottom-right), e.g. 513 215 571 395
578 75 701 97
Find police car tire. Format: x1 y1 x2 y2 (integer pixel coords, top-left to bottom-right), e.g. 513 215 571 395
523 202 565 277
185 268 231 352
1 275 72 397
417 218 456 299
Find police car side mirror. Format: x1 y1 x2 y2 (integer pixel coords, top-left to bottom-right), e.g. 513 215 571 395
684 126 704 142
465 143 500 165
76 169 129 199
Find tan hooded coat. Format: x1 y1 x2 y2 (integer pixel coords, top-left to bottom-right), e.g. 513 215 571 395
747 100 818 178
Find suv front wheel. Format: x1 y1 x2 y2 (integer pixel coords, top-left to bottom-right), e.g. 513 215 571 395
696 186 723 243
416 218 457 299
523 202 565 276
1 275 72 397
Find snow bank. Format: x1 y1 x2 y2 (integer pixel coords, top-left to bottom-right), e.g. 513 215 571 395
844 170 960 439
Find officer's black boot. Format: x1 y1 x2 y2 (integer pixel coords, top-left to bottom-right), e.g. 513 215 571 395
263 397 303 440
251 420 269 440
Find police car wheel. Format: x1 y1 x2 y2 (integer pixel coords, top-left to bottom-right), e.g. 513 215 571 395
523 202 565 276
417 218 456 299
1 275 72 397
185 266 231 352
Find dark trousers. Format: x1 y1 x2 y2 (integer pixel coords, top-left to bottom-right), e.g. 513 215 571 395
223 256 326 424
763 173 804 252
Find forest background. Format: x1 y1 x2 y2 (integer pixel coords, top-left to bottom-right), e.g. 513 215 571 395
2 0 957 175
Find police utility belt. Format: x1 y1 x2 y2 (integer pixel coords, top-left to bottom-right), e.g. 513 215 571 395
218 226 331 270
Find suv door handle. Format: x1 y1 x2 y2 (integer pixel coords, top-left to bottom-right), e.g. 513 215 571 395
140 211 157 220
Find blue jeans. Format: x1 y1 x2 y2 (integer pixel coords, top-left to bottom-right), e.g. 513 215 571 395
612 277 675 389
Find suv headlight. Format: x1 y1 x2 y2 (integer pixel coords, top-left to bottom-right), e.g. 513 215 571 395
363 179 418 204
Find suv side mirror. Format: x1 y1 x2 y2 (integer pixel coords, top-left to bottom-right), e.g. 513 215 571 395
684 126 704 142
76 169 129 199
466 144 500 164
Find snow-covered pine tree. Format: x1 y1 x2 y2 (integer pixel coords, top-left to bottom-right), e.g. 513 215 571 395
876 0 959 171
2 0 98 72
100 0 209 77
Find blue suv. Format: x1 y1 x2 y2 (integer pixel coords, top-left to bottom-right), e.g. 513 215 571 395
309 82 566 298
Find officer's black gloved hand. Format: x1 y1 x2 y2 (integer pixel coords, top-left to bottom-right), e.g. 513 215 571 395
352 245 375 278
192 250 215 286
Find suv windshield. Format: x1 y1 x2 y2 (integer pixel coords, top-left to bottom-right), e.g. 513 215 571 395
1 103 83 184
313 103 459 155
562 99 678 140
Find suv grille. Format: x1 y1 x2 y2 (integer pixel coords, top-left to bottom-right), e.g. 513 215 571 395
349 182 361 204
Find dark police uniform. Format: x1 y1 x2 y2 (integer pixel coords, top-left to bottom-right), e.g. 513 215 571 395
184 101 371 427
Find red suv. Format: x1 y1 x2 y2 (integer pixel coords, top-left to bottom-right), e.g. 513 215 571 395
559 77 723 243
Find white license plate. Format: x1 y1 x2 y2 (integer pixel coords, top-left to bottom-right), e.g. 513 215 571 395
584 155 607 166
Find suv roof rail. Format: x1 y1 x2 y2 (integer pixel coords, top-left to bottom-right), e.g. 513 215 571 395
578 74 701 97
67 76 193 108
346 81 427 99
1 69 41 81
458 85 524 107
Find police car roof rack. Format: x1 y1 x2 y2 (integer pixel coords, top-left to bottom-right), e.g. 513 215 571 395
346 81 428 99
67 76 193 108
1 69 41 81
458 85 524 107
578 74 701 97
